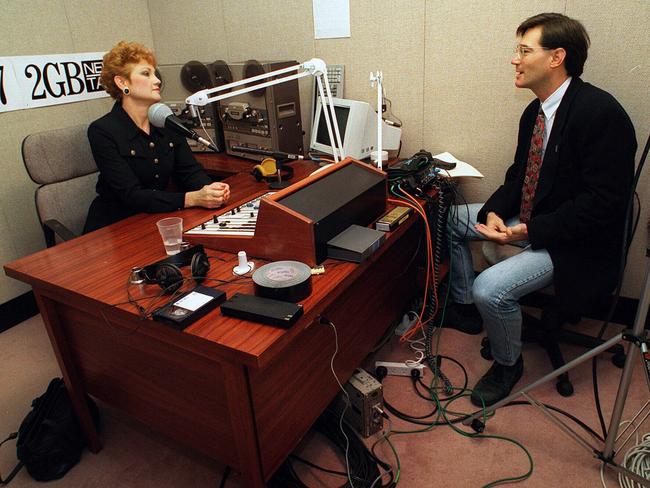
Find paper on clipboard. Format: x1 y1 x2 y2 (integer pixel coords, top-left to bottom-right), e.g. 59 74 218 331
433 152 484 178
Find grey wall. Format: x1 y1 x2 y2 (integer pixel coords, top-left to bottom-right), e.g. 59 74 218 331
1 0 649 305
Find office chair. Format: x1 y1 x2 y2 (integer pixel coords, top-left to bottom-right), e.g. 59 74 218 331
22 124 98 247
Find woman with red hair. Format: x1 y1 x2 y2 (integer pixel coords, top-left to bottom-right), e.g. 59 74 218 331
84 41 229 233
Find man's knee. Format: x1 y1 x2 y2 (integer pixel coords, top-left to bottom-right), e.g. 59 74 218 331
472 270 503 310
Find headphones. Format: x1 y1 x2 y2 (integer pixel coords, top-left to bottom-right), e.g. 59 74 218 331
251 157 294 182
142 245 210 294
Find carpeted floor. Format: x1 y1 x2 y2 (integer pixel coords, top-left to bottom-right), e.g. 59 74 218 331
1 313 648 487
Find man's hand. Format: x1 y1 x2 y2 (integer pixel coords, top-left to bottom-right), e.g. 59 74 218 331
475 215 528 244
485 212 508 233
185 182 230 208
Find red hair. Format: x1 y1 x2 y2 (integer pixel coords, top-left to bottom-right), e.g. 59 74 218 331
100 41 157 99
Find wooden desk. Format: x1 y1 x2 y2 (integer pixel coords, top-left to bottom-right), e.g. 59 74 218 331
3 159 421 487
195 151 256 179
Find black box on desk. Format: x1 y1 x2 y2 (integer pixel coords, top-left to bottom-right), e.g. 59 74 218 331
152 286 226 330
220 293 303 328
326 224 386 263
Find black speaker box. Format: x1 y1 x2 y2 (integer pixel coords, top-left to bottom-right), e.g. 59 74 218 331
277 163 387 262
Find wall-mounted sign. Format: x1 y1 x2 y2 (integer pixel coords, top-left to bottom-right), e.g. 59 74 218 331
0 52 109 113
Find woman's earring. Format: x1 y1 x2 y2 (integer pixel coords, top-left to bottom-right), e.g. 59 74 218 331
123 87 130 95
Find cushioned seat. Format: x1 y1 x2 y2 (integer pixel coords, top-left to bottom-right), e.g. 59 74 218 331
22 125 98 247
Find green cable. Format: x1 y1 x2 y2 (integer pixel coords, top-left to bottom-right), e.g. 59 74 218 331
370 422 402 486
384 434 401 485
386 183 534 485
441 393 534 486
407 203 533 485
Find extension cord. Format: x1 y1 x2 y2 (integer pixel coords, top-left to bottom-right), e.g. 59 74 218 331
375 361 425 377
394 313 418 336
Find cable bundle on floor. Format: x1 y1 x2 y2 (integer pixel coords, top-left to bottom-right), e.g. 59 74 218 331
618 432 650 488
268 407 395 488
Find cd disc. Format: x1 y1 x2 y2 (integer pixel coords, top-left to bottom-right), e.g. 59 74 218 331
252 261 312 302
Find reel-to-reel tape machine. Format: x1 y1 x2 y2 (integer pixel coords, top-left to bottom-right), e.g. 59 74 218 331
158 59 303 160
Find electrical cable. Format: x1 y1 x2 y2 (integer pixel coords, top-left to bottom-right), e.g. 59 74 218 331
121 273 252 320
423 180 455 395
502 401 604 443
288 454 373 482
388 166 461 396
440 394 534 487
369 418 400 487
387 192 433 339
371 421 400 484
269 319 398 487
598 420 650 488
315 408 392 487
417 354 469 402
218 465 231 488
592 132 649 440
617 432 650 487
319 317 356 488
195 109 219 151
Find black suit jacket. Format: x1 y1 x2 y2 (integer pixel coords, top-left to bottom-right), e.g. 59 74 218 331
84 102 212 233
478 78 637 315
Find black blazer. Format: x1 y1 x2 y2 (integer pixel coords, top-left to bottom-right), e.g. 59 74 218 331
478 78 637 315
84 102 212 233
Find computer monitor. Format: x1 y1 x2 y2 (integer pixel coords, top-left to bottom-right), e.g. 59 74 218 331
309 97 401 160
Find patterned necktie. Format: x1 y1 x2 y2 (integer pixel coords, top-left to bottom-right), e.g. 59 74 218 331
519 108 546 223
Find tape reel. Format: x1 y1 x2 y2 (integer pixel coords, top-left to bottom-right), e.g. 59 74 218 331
252 261 312 302
210 60 233 92
181 60 212 91
243 60 266 97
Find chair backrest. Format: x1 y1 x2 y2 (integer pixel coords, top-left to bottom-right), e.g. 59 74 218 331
22 124 98 244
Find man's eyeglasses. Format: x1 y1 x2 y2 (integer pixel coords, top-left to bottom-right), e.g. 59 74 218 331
514 45 552 59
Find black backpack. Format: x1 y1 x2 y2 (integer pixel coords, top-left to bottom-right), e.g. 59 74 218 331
0 378 100 484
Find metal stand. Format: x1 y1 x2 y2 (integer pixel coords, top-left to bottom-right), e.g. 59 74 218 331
464 253 650 487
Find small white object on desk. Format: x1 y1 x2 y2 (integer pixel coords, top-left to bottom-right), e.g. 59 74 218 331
233 251 255 275
433 151 484 178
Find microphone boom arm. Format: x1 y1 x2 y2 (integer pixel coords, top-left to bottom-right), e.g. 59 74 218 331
185 58 345 162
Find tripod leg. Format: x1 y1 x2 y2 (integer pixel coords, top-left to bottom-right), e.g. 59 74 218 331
603 260 650 459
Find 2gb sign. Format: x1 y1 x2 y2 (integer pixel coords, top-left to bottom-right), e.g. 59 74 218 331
0 52 108 113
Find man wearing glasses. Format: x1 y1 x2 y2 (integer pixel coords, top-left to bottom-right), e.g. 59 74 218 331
444 13 637 406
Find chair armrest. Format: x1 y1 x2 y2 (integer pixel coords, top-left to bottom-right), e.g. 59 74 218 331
43 219 77 247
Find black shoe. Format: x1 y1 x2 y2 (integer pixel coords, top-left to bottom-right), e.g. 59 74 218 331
470 355 524 407
440 302 483 335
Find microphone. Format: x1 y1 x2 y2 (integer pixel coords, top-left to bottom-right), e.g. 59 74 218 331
148 103 219 152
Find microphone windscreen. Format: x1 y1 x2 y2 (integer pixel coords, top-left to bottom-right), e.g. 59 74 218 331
148 103 173 128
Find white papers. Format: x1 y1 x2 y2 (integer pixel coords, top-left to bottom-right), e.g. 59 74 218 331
313 0 350 39
433 152 484 178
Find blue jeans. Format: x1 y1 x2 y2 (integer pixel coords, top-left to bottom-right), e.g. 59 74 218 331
447 203 554 366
